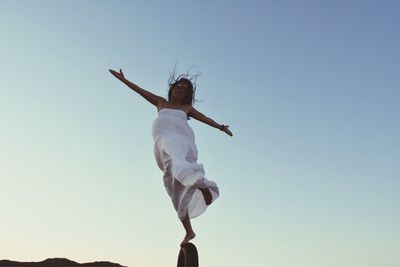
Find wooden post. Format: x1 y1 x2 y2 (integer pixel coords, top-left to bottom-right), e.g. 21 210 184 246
177 243 199 267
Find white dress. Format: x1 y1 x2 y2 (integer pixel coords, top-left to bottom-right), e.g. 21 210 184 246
152 108 219 221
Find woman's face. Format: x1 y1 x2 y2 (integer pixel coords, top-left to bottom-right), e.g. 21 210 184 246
171 82 190 100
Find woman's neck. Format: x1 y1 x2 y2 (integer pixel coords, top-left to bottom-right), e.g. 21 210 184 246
170 98 183 106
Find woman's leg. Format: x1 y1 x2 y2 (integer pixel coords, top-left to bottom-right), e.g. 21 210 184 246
199 188 212 205
180 188 212 246
181 211 196 246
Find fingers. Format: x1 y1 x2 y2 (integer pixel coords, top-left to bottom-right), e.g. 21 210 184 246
225 127 233 136
108 68 125 81
109 70 117 77
109 69 119 76
108 69 122 74
220 125 232 136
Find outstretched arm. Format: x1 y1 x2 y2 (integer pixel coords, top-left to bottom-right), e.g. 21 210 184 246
189 107 233 136
109 69 164 106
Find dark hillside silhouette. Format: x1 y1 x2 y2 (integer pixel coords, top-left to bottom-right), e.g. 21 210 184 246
0 258 126 267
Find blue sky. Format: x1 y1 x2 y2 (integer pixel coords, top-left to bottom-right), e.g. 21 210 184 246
1 1 399 266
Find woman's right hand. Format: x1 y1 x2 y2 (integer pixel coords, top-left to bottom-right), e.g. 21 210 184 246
109 68 126 81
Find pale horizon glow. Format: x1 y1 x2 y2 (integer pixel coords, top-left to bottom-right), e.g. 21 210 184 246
1 1 399 267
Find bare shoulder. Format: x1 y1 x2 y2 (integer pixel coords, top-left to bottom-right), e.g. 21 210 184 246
188 106 205 118
156 98 168 111
187 106 198 117
181 105 193 115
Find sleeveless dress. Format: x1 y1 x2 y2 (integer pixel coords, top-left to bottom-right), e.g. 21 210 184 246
152 108 219 221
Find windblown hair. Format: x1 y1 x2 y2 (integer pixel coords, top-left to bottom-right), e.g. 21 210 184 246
168 70 200 105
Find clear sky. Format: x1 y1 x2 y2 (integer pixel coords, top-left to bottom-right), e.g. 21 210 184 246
1 1 399 266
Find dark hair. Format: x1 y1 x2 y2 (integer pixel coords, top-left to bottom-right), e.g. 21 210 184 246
168 71 200 105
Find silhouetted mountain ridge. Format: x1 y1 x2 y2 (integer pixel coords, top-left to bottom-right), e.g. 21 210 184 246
0 258 126 267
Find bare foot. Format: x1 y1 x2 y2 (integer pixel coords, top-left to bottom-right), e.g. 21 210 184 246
180 231 196 247
199 188 212 205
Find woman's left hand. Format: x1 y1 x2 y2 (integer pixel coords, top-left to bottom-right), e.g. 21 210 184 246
221 125 233 136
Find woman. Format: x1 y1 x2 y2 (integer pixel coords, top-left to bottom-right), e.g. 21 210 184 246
109 68 232 246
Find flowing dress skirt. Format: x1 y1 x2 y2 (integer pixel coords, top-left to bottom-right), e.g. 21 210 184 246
152 108 219 221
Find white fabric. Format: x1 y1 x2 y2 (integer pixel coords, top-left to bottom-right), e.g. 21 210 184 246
152 108 219 221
